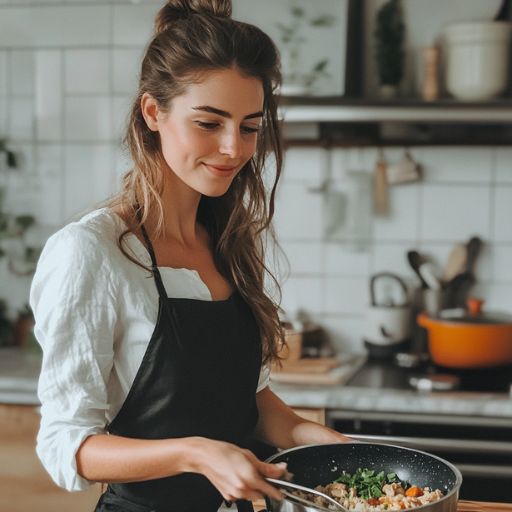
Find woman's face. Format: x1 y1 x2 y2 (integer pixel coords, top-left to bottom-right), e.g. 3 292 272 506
142 67 264 197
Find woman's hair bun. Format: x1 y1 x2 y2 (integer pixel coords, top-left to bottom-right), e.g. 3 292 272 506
155 0 232 34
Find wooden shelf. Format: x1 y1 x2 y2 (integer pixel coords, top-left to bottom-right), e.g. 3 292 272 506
279 96 512 146
279 96 512 123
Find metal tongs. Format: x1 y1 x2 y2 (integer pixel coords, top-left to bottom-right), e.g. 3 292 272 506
266 476 349 512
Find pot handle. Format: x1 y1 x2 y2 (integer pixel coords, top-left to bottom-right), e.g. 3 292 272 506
370 272 409 307
417 312 431 329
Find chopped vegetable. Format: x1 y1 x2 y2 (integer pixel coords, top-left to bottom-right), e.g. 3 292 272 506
405 486 423 497
335 468 401 499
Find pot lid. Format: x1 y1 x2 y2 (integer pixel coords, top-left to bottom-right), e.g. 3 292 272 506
438 298 512 325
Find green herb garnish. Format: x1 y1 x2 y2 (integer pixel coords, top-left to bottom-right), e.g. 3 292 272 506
334 468 402 499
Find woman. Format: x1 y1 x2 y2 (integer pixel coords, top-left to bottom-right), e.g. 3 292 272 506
30 1 352 511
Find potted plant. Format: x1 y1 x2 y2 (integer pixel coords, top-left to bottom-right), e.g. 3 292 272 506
276 0 335 95
374 0 405 98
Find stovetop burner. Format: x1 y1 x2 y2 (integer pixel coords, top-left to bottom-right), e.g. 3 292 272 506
348 356 512 393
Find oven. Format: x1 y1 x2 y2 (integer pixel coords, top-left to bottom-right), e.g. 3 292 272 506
326 360 512 503
327 410 512 502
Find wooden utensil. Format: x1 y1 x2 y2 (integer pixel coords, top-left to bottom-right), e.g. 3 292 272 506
443 243 468 282
457 500 512 511
373 153 389 216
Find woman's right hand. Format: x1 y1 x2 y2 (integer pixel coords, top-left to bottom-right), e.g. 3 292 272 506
186 437 285 502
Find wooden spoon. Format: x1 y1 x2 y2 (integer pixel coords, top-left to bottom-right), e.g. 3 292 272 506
443 243 467 282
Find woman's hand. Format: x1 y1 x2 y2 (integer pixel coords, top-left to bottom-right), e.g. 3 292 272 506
186 437 285 502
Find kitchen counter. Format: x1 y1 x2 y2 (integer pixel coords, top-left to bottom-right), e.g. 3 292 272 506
1 347 512 421
0 347 41 405
269 380 512 419
218 501 512 512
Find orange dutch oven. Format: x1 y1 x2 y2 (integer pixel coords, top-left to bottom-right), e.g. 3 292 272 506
417 297 512 369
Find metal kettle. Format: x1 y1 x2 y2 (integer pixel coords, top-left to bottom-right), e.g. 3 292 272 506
363 272 412 358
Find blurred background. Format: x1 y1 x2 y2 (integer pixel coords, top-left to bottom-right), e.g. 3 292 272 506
1 1 512 510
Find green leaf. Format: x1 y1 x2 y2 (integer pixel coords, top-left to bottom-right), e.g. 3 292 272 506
310 15 335 27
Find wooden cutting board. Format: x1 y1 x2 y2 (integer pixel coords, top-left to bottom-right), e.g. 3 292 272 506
457 501 512 511
270 357 361 385
273 357 341 374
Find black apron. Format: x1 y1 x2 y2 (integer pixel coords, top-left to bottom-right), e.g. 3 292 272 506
95 224 263 512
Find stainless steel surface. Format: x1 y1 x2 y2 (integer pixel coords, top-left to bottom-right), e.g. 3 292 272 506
347 433 512 455
409 374 460 392
267 478 348 512
327 363 512 501
280 104 512 123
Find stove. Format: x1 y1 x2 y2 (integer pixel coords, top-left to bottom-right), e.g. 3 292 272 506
348 357 512 394
329 356 512 502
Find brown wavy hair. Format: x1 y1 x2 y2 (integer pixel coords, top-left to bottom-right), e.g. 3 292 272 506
107 0 285 364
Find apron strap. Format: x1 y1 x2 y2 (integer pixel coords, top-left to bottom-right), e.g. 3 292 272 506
137 214 184 349
139 222 169 303
96 489 156 512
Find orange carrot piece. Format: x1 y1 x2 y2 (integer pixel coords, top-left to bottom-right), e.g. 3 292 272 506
405 486 424 497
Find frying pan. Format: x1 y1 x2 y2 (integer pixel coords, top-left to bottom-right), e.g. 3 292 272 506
264 442 462 512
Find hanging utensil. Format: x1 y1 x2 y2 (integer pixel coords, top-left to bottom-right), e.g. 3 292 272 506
266 478 349 512
373 149 389 216
386 148 422 185
407 250 429 289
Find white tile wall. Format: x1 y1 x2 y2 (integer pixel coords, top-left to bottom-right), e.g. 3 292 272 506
0 8 32 47
493 186 512 242
275 148 512 353
420 184 491 241
495 148 512 184
112 95 132 143
112 48 142 95
8 97 34 140
65 49 110 94
280 276 324 316
10 50 35 96
325 243 370 277
418 147 493 184
63 144 114 221
33 6 110 47
36 144 64 225
493 246 512 283
324 276 368 315
112 4 159 46
35 50 62 141
373 184 421 242
1 0 512 353
274 182 324 240
280 241 323 275
64 96 112 141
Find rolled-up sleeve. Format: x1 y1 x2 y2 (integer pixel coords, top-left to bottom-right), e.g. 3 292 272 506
30 225 117 491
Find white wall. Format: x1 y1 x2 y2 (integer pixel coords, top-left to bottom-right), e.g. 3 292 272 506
274 146 512 354
0 0 511 355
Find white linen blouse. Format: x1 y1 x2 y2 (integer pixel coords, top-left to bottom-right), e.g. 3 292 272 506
29 208 270 492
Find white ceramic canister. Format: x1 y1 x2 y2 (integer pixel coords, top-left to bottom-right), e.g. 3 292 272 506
444 21 512 101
